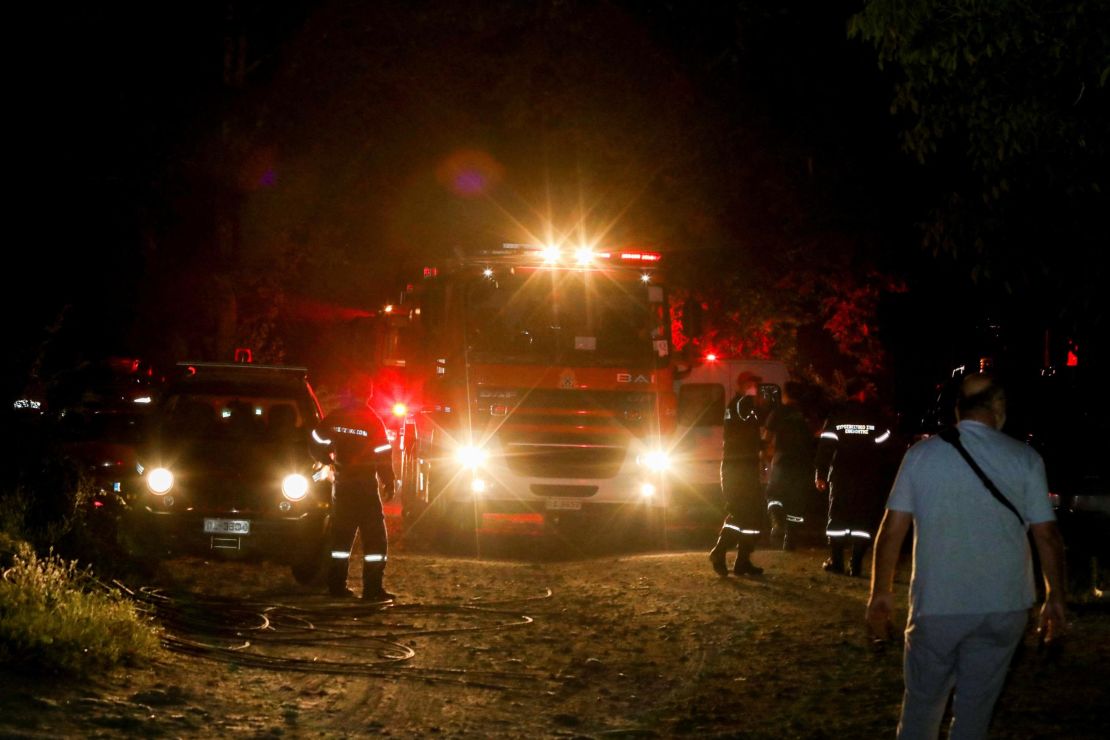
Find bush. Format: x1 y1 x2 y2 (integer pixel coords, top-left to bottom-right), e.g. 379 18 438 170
0 541 161 675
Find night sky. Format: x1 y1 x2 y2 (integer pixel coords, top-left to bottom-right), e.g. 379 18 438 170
8 0 1108 417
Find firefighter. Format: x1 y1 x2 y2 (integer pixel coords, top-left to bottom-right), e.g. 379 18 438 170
814 377 895 577
763 381 817 550
311 381 397 600
709 371 770 576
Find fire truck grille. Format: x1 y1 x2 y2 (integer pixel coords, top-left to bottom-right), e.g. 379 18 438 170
504 444 627 479
477 388 657 433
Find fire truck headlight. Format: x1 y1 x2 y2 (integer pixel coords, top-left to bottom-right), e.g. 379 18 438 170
455 445 488 469
637 450 671 473
391 402 408 418
147 467 174 495
540 244 561 264
639 482 657 497
282 473 310 501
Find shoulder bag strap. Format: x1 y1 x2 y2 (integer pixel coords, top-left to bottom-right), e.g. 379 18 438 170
937 427 1025 526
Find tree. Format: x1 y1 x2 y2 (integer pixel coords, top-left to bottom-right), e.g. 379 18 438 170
850 0 1110 334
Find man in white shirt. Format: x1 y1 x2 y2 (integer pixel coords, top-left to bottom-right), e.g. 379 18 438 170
866 372 1067 739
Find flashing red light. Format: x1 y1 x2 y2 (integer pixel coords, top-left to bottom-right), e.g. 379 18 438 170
1067 350 1079 367
705 353 718 362
391 402 408 418
234 348 253 363
423 267 438 278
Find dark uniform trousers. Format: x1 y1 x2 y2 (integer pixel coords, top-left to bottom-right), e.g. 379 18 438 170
711 456 764 570
329 466 389 596
709 392 767 574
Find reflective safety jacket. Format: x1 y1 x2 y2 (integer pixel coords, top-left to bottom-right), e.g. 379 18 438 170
311 405 395 486
815 400 892 487
723 393 765 462
815 400 896 532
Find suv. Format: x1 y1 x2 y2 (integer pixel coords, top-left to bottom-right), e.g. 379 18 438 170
122 362 331 583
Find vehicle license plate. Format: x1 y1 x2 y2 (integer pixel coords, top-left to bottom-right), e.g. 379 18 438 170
203 518 251 535
545 499 582 511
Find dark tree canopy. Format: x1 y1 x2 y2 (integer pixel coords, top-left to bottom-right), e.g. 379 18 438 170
851 0 1110 333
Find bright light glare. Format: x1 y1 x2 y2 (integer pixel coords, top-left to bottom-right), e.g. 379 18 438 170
638 450 671 473
640 273 651 283
639 482 656 497
574 247 595 265
282 473 309 501
482 268 494 278
147 467 174 495
455 445 488 469
470 478 488 494
540 244 561 264
391 402 408 418
705 353 718 362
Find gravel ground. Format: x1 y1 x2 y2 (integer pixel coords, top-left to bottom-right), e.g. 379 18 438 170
2 531 1108 739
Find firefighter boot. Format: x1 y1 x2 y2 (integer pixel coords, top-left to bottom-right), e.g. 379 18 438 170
768 505 787 549
822 539 846 574
733 538 763 576
708 526 737 577
850 541 870 578
781 523 796 551
362 563 395 602
327 558 354 598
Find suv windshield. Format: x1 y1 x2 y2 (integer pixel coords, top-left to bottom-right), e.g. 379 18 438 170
161 389 310 443
465 271 668 367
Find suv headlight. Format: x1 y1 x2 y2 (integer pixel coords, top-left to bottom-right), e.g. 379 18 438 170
147 467 174 495
282 473 310 501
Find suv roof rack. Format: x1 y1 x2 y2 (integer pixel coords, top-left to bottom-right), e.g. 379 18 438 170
175 362 308 376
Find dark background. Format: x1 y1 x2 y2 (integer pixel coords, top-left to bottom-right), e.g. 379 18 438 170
8 0 1108 422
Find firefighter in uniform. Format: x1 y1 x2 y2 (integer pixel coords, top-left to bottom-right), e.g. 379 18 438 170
814 378 895 577
709 372 769 576
763 381 817 550
311 384 397 600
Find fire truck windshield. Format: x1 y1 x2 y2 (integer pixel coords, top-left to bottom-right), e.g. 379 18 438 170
465 271 667 367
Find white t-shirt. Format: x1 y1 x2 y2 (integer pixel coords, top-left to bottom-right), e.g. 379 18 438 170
886 420 1056 617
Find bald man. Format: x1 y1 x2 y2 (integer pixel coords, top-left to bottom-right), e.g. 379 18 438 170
867 372 1066 740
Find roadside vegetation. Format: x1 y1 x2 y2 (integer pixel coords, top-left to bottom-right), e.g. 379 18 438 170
0 425 160 676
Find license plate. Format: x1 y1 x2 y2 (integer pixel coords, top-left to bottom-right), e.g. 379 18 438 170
545 499 582 511
203 518 251 535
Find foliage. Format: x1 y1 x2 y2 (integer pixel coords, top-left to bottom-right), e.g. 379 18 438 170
0 541 160 676
674 251 907 381
1 452 93 552
849 0 1110 328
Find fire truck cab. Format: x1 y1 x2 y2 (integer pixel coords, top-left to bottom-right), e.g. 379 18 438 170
396 243 676 546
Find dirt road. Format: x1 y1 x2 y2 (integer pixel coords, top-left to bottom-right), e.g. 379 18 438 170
2 536 1108 738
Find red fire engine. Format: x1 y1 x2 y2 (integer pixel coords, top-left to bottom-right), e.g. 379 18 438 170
384 242 677 545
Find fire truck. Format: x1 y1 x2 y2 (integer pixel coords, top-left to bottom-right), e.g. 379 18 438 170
385 242 676 545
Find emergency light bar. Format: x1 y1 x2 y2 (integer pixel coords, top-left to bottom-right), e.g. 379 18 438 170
423 243 663 277
478 243 662 266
